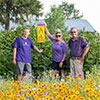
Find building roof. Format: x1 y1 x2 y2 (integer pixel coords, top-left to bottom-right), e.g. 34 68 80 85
0 19 95 32
35 19 95 32
65 19 95 32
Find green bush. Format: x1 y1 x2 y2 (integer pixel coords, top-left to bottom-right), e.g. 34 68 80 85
0 25 100 79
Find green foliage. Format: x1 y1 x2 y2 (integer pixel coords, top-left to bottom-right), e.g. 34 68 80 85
44 1 83 34
79 30 100 73
0 0 43 30
59 2 83 19
0 24 100 79
90 65 100 77
45 5 66 34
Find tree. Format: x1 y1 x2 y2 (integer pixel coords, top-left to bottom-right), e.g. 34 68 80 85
45 5 66 34
0 0 43 31
45 2 83 34
59 2 83 19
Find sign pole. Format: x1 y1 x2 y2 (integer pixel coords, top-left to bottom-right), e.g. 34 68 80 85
40 43 42 62
37 22 45 62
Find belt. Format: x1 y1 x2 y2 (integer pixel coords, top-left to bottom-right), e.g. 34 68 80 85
71 57 81 60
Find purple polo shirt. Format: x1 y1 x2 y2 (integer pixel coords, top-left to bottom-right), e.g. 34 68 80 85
68 36 89 57
48 35 67 62
12 36 34 63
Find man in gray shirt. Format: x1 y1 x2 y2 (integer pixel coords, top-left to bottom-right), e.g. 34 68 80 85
69 27 90 78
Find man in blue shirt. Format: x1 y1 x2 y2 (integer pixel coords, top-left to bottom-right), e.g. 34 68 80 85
69 27 90 78
12 27 43 81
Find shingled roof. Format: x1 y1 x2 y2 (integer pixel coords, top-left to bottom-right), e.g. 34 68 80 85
65 19 95 32
35 19 95 32
0 19 95 32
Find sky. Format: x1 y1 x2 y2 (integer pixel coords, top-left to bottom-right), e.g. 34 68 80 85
39 0 100 32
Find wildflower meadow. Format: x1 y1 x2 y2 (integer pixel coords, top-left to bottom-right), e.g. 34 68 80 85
0 65 100 100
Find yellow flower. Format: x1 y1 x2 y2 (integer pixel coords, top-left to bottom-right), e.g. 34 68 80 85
97 97 100 100
34 95 39 99
48 97 54 100
55 95 63 100
33 84 37 88
37 88 43 94
86 97 92 100
66 76 71 80
62 97 68 100
45 95 51 100
95 76 99 79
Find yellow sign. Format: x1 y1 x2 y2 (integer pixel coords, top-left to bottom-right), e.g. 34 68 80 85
37 24 45 43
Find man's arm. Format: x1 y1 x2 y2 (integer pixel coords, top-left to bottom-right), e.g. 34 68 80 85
81 37 90 62
13 47 17 65
34 45 43 53
81 47 90 62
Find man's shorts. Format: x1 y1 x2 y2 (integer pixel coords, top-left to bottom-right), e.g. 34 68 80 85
16 61 32 74
52 61 66 70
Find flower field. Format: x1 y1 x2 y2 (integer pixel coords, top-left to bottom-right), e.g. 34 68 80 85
0 65 100 100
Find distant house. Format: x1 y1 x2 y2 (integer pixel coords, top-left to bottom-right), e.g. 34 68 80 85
0 19 96 32
65 19 95 32
35 19 95 32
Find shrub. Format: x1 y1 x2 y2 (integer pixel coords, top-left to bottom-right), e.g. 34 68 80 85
0 25 100 79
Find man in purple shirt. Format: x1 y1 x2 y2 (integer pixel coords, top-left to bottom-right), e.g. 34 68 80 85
12 27 43 81
69 27 90 78
44 25 67 77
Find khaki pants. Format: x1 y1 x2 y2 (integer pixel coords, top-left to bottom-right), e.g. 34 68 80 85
70 58 84 78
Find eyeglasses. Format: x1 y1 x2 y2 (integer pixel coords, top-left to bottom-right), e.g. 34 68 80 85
56 32 61 34
71 31 77 34
23 31 30 34
56 35 61 37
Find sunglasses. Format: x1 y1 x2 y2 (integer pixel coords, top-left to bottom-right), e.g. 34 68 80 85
71 31 77 34
56 35 61 37
56 32 61 34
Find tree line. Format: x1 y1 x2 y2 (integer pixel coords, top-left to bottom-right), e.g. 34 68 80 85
0 0 83 31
